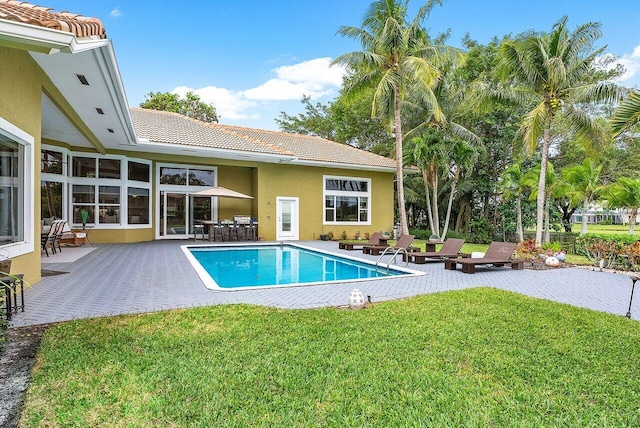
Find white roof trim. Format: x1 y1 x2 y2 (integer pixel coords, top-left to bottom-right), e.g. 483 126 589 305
131 140 297 163
0 19 74 53
92 44 137 145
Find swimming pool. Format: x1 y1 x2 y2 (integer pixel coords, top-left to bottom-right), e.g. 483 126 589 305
182 243 423 290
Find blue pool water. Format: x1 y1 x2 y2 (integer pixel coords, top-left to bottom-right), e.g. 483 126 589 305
185 244 408 290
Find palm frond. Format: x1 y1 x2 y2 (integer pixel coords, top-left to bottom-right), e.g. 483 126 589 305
518 102 548 155
611 91 640 136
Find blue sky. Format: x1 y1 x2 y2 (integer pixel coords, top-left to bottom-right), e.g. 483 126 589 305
42 1 640 130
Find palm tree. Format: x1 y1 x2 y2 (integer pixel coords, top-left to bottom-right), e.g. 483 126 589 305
562 158 603 235
409 132 478 241
501 163 526 242
332 0 461 236
611 90 640 136
603 177 640 235
410 132 449 237
495 17 624 246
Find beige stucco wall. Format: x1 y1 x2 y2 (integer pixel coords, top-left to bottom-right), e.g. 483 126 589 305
0 47 43 284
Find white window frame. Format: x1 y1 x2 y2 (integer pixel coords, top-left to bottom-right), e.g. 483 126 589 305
42 146 152 229
323 175 371 226
41 146 69 221
0 116 34 259
156 163 218 239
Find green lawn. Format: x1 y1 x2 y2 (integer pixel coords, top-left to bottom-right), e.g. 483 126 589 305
23 288 640 427
570 224 640 236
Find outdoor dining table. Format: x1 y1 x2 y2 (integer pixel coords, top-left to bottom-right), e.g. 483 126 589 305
199 220 258 242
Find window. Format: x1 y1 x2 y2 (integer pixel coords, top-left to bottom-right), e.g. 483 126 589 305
160 167 187 184
128 161 149 182
0 140 23 244
72 185 95 224
41 181 63 219
98 158 121 179
324 176 370 225
0 117 33 256
72 156 96 178
189 169 215 186
64 155 153 227
98 186 120 224
128 187 149 224
41 150 63 174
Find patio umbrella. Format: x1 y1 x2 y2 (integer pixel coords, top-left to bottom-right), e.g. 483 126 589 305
190 186 253 199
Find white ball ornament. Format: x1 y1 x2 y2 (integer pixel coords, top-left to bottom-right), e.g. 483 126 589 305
545 256 560 267
348 288 365 309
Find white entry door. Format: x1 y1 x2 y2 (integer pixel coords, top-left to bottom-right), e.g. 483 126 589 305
276 197 299 240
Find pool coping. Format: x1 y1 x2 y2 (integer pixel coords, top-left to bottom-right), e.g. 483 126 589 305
181 242 425 291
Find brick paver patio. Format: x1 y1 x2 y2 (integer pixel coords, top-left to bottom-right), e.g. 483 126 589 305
8 240 639 327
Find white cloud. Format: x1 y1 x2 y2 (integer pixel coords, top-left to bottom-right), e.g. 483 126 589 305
173 85 256 120
244 57 346 101
109 8 122 18
603 46 640 88
172 57 347 122
616 46 640 85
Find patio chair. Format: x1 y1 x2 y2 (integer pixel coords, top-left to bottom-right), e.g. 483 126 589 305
444 241 522 274
41 220 64 256
364 234 416 256
339 232 383 250
52 220 70 253
405 238 470 264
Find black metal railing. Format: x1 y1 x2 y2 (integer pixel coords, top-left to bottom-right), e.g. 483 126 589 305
1 274 25 321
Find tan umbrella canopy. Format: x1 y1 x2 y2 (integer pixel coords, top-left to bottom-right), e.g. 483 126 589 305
190 186 253 199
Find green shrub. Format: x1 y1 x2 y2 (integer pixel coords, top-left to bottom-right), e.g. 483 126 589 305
576 234 640 270
542 241 563 253
470 217 494 244
409 228 433 240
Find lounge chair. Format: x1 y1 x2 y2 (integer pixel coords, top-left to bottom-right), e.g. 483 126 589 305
364 234 416 256
405 238 469 264
339 232 383 250
59 222 87 246
444 241 522 274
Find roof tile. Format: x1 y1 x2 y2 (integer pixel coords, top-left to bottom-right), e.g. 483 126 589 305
131 108 396 169
0 0 106 39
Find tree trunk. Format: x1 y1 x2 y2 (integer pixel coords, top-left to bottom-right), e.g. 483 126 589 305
629 207 638 235
431 172 440 238
394 87 409 236
535 119 552 246
442 172 459 242
580 201 589 234
516 196 524 242
544 197 551 244
423 169 435 234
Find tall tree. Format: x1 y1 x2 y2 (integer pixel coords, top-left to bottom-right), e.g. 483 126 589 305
562 158 602 234
495 17 624 246
603 177 640 235
140 91 218 123
332 0 460 236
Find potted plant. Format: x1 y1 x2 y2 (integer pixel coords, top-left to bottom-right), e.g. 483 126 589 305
80 209 89 228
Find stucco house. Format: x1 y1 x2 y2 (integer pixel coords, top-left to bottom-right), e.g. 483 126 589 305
0 1 397 284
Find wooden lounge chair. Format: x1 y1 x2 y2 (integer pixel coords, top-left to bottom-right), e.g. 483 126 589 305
405 238 470 264
364 234 416 256
444 241 522 274
339 232 383 250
